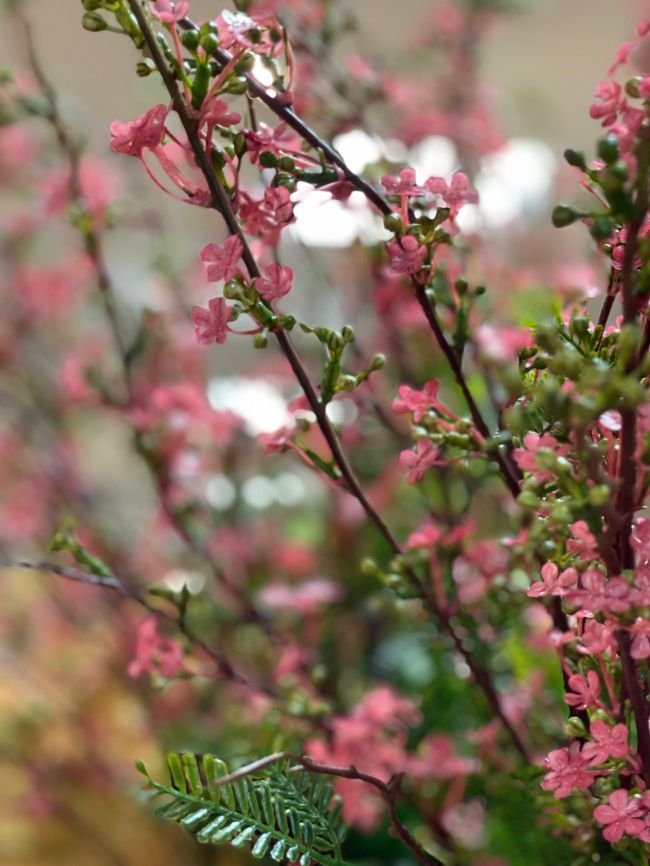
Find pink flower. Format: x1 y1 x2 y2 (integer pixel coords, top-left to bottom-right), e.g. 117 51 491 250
594 789 646 843
425 171 478 215
191 297 233 344
567 520 599 561
540 743 595 798
400 439 440 484
387 235 428 276
258 578 342 615
629 618 650 659
256 263 293 302
589 81 623 127
408 734 479 780
513 431 569 481
199 98 242 130
381 167 425 197
527 563 577 598
239 187 294 245
565 569 632 615
128 617 184 678
150 0 190 22
582 721 630 765
200 235 244 282
393 380 444 422
406 522 442 549
564 670 601 711
110 104 169 157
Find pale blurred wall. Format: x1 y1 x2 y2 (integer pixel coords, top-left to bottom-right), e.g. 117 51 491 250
0 0 643 152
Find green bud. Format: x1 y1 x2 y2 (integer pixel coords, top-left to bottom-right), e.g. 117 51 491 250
625 76 642 99
82 11 108 31
327 332 345 352
369 353 386 371
588 484 611 506
136 59 157 77
589 215 615 241
235 54 256 74
277 156 296 172
565 716 588 738
259 151 278 168
360 558 380 577
199 33 218 54
454 278 468 296
597 136 619 164
253 332 268 349
551 204 581 228
341 325 355 343
563 148 587 170
233 133 247 159
225 76 248 95
181 29 200 51
383 213 403 234
592 777 615 797
277 315 296 330
517 489 540 510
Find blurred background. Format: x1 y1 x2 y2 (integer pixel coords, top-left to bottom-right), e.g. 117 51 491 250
0 1 647 865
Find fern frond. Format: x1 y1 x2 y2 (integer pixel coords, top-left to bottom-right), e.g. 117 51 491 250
139 753 348 866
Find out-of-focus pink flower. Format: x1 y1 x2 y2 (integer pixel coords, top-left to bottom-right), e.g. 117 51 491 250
256 263 293 301
387 235 428 275
150 0 190 23
527 563 577 598
589 81 623 127
200 235 244 282
42 156 121 221
258 577 341 615
393 379 443 422
110 104 169 157
381 167 424 197
191 297 233 344
200 98 242 130
425 171 478 215
400 438 439 484
408 734 479 779
128 617 184 678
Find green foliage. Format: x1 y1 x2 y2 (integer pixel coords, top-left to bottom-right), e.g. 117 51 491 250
140 753 348 866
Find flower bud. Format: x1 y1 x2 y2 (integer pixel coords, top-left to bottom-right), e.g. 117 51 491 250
136 59 157 77
181 29 200 51
565 716 588 738
597 136 619 164
82 11 108 31
253 332 268 349
551 204 581 228
383 213 403 234
369 354 385 371
259 151 278 168
589 215 615 241
200 33 218 55
563 148 587 170
278 156 296 172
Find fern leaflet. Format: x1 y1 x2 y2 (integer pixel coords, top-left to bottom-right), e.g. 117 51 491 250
138 752 348 866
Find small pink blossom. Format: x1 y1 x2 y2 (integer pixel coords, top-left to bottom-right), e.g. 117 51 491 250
527 563 577 598
567 520 599 561
406 522 442 549
589 81 623 128
110 104 169 157
564 670 601 711
381 167 425 197
513 431 569 481
540 742 595 799
387 235 428 276
199 98 242 130
258 578 342 615
629 618 650 659
200 235 244 282
565 569 632 615
594 789 646 843
582 721 630 765
393 380 444 422
191 297 233 344
400 438 439 484
256 263 293 301
150 0 190 22
128 617 184 678
425 171 478 215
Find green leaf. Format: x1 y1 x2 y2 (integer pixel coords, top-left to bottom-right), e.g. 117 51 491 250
143 752 348 866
